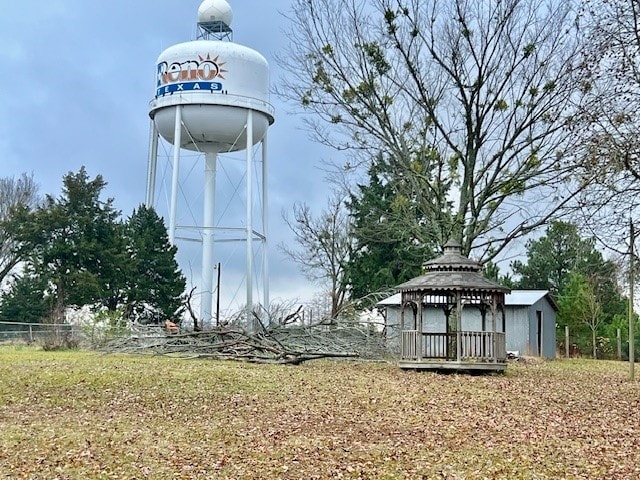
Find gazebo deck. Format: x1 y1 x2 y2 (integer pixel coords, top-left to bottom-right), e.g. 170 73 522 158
398 359 507 372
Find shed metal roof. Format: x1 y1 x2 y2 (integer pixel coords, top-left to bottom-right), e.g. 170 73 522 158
506 290 558 310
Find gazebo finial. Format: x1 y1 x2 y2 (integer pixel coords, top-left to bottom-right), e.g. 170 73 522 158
421 238 483 273
443 238 462 254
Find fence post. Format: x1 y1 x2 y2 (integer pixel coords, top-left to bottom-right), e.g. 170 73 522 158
29 325 33 343
617 328 622 361
565 326 570 358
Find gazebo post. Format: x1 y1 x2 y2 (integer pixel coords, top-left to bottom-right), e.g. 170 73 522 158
417 295 423 361
443 303 452 359
456 293 462 363
399 304 405 360
491 296 498 363
480 298 487 359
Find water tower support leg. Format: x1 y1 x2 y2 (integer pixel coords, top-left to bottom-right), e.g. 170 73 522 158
262 133 269 320
169 106 183 245
146 120 159 207
201 151 217 327
246 109 254 330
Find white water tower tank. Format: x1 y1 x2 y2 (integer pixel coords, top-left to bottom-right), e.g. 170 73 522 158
146 0 274 328
150 7 274 152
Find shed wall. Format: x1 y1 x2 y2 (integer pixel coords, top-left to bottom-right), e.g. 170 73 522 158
527 298 557 358
506 307 530 354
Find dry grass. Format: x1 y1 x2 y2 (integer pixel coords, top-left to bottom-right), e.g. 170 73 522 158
1 346 639 479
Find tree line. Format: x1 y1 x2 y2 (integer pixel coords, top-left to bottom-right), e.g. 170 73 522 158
508 221 633 359
0 168 185 329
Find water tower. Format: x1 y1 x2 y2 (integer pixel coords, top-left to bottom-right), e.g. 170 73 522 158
146 0 275 327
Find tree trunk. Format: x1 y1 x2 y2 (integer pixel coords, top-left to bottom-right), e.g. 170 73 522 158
52 281 65 324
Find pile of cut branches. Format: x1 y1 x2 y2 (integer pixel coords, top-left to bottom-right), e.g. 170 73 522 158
102 310 389 364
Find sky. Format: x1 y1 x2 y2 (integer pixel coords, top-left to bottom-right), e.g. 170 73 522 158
0 1 342 317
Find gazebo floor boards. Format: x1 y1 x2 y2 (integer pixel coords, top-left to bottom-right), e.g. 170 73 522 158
398 359 507 372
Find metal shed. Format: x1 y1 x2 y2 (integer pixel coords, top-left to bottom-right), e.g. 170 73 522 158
504 290 557 358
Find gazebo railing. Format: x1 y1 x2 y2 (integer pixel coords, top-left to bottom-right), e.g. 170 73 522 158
401 331 506 362
493 332 506 361
402 330 419 359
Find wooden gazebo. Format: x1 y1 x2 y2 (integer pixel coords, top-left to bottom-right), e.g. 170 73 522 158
396 240 510 372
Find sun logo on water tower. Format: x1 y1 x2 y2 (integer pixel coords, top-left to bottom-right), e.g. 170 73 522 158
198 53 227 79
156 53 228 97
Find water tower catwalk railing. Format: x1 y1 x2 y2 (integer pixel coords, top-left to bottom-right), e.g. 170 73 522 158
197 21 233 40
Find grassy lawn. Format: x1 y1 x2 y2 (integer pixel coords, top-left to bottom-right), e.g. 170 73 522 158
1 347 639 479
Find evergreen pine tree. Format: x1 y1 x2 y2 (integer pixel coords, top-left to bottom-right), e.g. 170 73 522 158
124 205 186 324
12 167 126 321
0 269 50 329
346 159 441 305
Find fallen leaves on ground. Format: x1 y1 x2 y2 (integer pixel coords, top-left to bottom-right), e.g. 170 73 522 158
0 347 639 479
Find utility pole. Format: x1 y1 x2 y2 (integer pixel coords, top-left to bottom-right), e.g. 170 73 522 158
216 262 221 327
630 218 635 381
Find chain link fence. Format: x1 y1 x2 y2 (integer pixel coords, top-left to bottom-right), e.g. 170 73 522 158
0 321 85 348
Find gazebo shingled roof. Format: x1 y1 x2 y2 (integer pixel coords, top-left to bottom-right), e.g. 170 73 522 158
396 239 510 294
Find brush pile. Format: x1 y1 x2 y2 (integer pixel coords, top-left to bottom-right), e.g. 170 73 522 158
102 309 390 364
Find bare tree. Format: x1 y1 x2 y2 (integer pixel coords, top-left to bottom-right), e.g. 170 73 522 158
0 173 39 285
277 0 591 259
280 195 351 320
572 0 640 247
559 273 605 359
580 278 605 361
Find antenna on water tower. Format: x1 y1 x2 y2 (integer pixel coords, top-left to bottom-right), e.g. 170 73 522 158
146 0 274 330
197 0 233 40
